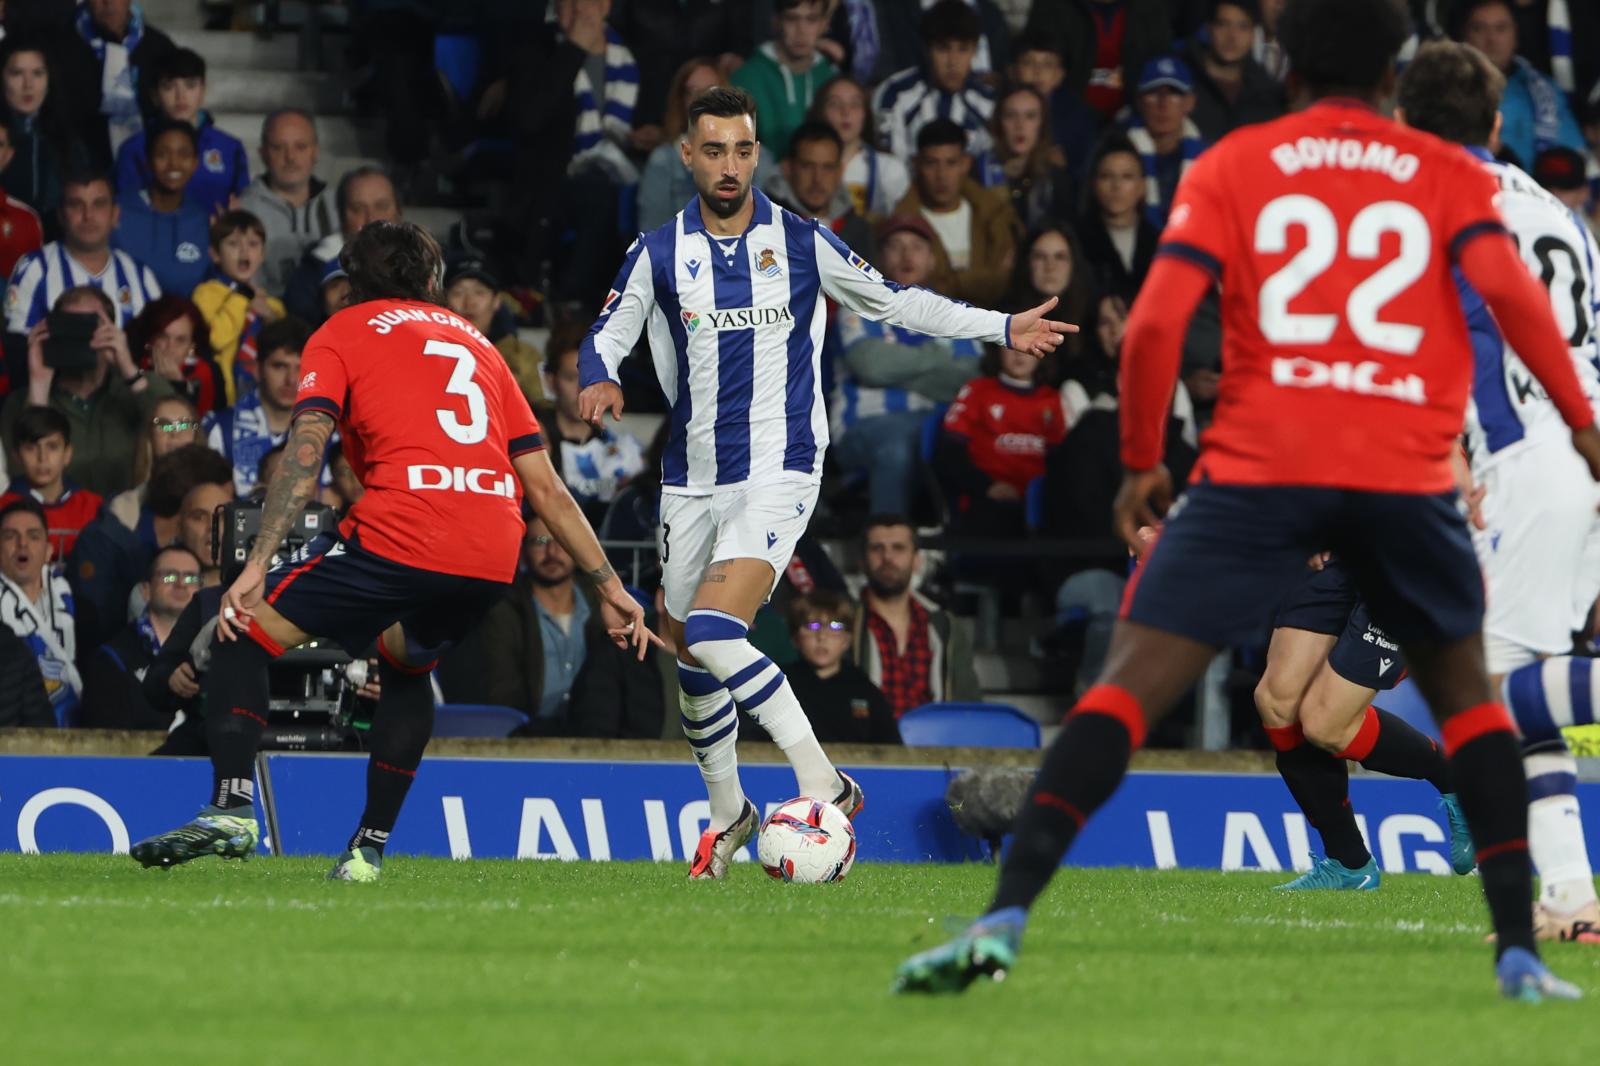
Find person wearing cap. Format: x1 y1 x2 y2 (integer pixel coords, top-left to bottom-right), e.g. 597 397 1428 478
1533 145 1592 213
1124 56 1207 228
443 256 546 406
1180 1 1285 142
318 258 350 326
891 117 1017 307
829 212 987 514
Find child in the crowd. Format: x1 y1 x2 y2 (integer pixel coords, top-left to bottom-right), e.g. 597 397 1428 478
192 209 285 404
0 406 102 558
114 48 249 214
112 120 212 297
781 589 901 744
938 343 1066 537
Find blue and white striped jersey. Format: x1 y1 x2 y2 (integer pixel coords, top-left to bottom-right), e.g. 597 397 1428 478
1461 151 1600 465
830 310 983 437
5 241 161 334
871 66 994 161
580 190 1012 495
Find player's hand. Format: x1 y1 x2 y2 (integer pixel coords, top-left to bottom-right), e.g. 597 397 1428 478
1573 423 1600 484
1112 464 1172 553
579 381 625 425
169 661 200 699
1008 296 1079 358
218 561 267 642
598 582 664 661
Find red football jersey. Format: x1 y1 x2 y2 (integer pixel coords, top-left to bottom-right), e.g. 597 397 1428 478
0 192 43 278
0 484 102 559
1127 100 1534 493
293 300 544 583
943 376 1067 491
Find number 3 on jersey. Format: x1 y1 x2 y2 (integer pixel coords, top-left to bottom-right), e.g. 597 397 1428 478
425 339 489 444
1256 195 1430 356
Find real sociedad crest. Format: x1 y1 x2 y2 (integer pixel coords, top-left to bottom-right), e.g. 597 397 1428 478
754 248 782 278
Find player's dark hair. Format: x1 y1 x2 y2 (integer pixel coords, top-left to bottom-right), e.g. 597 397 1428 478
1396 40 1505 146
0 496 47 532
341 220 443 305
149 543 203 581
12 405 71 450
687 85 758 134
916 117 968 154
1211 0 1261 23
335 164 400 218
54 284 115 320
1279 0 1409 98
257 316 311 360
208 209 265 248
788 588 858 634
147 444 234 518
921 0 982 45
788 119 843 156
544 317 590 375
143 117 198 164
153 47 206 86
862 514 918 547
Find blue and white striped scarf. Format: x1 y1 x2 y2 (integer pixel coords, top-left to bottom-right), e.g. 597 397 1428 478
1515 56 1567 157
1547 0 1575 93
75 1 146 151
1125 118 1205 228
572 28 639 183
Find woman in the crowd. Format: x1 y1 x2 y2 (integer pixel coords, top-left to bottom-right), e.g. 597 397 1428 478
974 84 1073 231
809 74 907 219
1002 219 1094 366
109 393 202 526
0 40 86 231
637 57 776 233
1075 134 1159 303
126 294 225 417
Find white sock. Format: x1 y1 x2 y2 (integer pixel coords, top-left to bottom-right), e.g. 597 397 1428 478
676 662 746 829
684 609 841 799
1525 751 1599 914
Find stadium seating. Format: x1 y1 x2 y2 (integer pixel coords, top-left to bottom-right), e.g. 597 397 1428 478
897 701 1042 748
433 704 529 738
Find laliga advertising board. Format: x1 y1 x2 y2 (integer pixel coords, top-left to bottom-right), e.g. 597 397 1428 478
7 754 1600 872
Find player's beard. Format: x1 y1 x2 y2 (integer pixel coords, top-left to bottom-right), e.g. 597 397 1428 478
703 179 750 219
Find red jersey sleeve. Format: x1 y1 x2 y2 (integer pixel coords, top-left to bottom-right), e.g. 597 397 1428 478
1154 148 1232 282
291 330 350 422
497 357 546 458
1437 149 1509 262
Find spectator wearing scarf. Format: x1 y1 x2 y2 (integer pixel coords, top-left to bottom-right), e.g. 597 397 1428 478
570 25 640 185
73 0 175 160
1122 57 1206 229
1457 0 1586 169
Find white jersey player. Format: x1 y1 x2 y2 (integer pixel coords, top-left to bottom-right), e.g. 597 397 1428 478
578 86 1073 879
1459 143 1600 941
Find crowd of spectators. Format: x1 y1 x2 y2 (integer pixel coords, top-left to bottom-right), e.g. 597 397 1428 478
6 0 1600 747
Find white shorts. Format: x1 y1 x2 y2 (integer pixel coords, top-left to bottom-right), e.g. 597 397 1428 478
1474 439 1600 674
658 476 821 622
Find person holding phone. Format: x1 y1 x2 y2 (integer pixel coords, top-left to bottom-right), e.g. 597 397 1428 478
0 284 175 497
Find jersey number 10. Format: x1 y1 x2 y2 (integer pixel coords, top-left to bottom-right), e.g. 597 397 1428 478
424 338 489 445
1255 195 1429 357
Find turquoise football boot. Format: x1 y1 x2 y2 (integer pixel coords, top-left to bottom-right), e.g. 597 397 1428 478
1275 855 1380 891
1439 793 1476 874
893 907 1025 994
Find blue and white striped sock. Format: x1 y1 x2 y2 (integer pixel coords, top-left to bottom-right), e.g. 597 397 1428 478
684 608 840 798
1503 658 1599 913
677 662 746 829
1503 656 1600 742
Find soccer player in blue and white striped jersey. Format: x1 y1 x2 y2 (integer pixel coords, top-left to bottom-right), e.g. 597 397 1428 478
579 85 1073 880
5 173 161 337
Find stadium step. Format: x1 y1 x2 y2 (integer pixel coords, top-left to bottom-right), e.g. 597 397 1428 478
138 0 211 30
171 29 301 72
206 69 344 114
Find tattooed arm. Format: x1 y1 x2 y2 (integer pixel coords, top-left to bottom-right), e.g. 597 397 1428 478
249 411 336 567
512 447 661 659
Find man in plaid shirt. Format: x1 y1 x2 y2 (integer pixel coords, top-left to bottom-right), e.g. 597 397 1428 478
850 515 979 715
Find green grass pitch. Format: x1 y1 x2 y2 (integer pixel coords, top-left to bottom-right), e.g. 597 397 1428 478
5 855 1599 1065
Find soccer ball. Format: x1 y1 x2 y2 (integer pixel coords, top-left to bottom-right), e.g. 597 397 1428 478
757 798 857 883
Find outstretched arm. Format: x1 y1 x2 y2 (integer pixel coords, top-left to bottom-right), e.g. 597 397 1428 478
813 225 1076 355
513 448 662 659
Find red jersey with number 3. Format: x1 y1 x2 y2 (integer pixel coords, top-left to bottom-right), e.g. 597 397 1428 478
293 299 544 582
1147 99 1508 493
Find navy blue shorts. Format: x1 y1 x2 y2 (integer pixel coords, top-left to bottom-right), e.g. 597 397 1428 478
1275 558 1406 691
255 532 508 666
1124 483 1482 651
